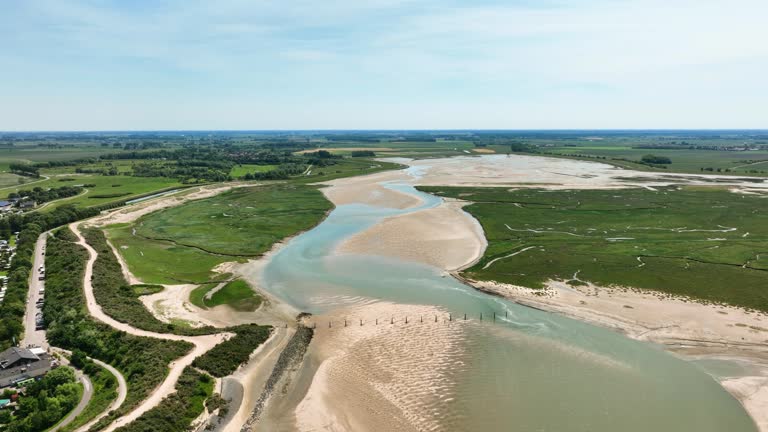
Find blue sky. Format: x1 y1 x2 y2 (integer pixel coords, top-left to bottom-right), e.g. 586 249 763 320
1 0 766 130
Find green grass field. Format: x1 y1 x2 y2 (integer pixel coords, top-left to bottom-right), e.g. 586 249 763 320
229 164 277 177
106 225 234 284
422 186 768 312
0 145 123 171
193 279 262 311
109 184 333 285
135 184 333 256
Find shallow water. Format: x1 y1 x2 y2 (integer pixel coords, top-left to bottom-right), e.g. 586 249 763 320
260 171 757 431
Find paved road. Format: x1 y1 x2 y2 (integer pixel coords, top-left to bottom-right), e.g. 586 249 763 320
75 358 128 432
18 233 127 432
51 369 93 432
20 232 49 349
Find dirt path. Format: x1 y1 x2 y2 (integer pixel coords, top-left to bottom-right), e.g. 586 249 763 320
69 221 231 432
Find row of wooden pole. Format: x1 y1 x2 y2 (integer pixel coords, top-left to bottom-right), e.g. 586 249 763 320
311 311 509 328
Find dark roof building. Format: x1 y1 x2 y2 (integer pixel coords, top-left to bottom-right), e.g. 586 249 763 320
0 347 53 388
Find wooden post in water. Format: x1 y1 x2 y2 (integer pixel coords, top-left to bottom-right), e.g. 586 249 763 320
360 319 363 326
405 316 409 324
391 317 394 324
376 318 378 325
449 313 452 322
344 319 347 327
464 313 467 320
505 311 508 318
434 315 437 323
493 312 496 322
480 313 483 321
329 321 331 328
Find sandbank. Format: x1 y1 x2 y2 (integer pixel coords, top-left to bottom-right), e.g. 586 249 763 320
295 302 467 432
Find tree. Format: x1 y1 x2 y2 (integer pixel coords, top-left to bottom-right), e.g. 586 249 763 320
641 154 671 165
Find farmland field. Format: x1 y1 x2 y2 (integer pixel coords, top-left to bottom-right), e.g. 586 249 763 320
423 185 768 312
229 164 277 177
2 174 181 210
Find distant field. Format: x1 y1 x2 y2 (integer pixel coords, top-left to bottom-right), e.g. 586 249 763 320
424 186 768 312
0 172 30 188
109 184 333 284
299 140 476 159
0 145 121 171
293 158 404 183
546 146 768 174
229 164 277 177
2 174 181 210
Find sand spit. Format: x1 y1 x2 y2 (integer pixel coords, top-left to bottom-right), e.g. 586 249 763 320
336 199 486 271
466 278 768 431
293 147 398 155
219 326 295 432
320 169 422 209
295 302 467 432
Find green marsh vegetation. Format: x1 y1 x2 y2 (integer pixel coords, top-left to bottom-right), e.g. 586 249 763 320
204 280 262 311
108 184 333 286
423 186 768 312
82 228 217 335
136 184 333 256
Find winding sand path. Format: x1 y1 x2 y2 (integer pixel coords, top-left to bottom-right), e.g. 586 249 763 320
69 221 231 432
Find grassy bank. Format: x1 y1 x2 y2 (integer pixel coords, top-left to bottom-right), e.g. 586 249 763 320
423 186 768 312
43 228 193 431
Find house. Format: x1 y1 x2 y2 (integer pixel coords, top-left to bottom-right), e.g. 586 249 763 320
0 347 54 388
0 200 11 212
18 200 36 210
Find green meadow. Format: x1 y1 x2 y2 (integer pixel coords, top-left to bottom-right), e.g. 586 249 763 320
191 279 262 311
423 186 768 312
135 184 333 256
109 184 333 284
229 164 277 177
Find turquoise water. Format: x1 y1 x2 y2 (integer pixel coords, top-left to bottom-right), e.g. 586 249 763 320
260 182 757 431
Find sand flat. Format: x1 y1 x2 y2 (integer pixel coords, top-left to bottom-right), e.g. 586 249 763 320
336 200 486 271
295 302 466 432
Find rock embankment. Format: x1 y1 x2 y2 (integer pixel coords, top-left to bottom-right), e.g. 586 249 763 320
240 323 314 431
